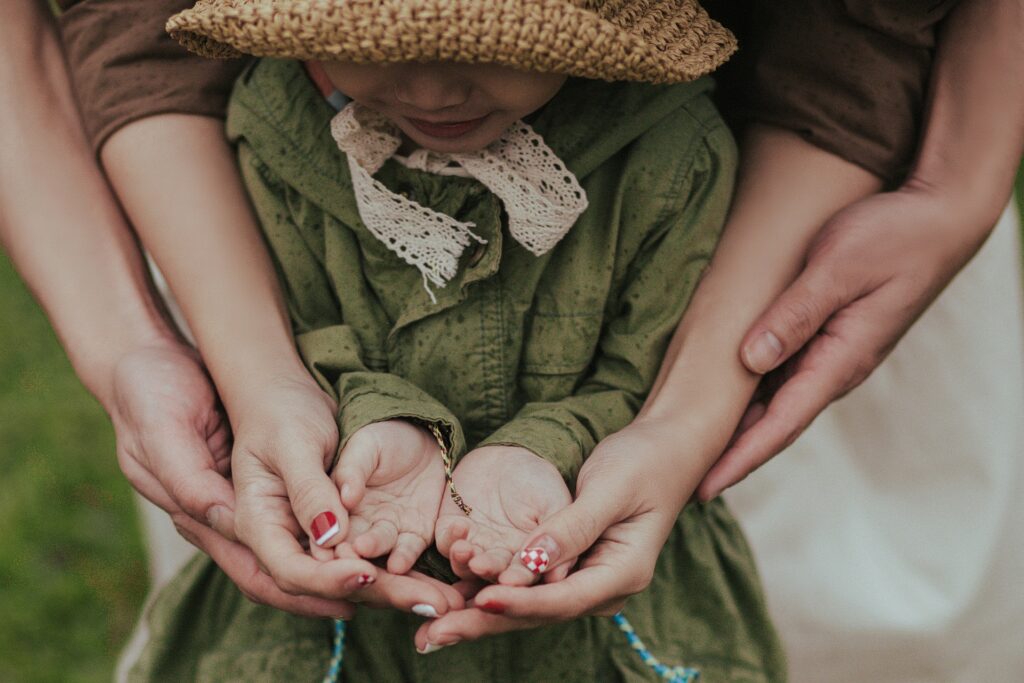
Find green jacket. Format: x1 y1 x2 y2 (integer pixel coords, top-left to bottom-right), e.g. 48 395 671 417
227 60 733 487
129 60 784 682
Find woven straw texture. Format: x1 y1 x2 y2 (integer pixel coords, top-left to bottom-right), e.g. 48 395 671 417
167 0 736 84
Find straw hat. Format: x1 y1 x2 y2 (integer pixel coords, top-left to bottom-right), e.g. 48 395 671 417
167 0 736 84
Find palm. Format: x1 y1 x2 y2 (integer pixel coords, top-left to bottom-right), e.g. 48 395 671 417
339 422 446 574
436 447 571 581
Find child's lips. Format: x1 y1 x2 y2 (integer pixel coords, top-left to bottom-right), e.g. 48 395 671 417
406 114 489 139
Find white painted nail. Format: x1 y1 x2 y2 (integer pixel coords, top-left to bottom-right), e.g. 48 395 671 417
416 642 445 655
411 604 439 618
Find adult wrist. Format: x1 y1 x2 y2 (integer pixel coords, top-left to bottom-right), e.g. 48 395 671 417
79 325 191 416
902 169 1011 237
211 348 318 418
604 414 727 506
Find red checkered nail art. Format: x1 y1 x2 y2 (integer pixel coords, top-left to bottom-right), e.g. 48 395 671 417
520 547 550 574
311 511 340 546
357 574 374 587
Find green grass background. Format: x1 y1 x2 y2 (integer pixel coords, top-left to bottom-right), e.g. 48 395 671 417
1 172 1022 681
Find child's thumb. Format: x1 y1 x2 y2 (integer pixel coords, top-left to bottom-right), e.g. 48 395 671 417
498 489 619 586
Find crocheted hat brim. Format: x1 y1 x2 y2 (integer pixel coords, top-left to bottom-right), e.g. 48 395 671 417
167 0 736 84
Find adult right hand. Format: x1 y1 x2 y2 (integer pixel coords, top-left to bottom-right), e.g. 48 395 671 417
415 420 690 650
109 341 356 618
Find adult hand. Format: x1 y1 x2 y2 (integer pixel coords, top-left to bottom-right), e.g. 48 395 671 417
227 373 386 599
229 394 455 613
697 181 1001 500
110 341 356 618
414 422 689 651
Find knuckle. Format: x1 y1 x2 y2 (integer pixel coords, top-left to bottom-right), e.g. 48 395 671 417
269 571 301 596
287 476 330 521
561 516 601 555
780 297 826 341
166 475 198 510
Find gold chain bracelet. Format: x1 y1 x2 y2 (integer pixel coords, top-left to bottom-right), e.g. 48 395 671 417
427 423 472 517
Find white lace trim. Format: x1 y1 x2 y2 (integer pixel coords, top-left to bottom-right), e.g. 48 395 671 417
330 102 588 300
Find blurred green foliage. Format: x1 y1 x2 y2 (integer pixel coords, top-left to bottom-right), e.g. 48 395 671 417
0 253 147 683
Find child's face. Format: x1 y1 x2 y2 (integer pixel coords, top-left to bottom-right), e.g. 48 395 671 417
321 61 567 153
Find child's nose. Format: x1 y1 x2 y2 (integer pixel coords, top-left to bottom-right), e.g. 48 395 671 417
392 65 471 113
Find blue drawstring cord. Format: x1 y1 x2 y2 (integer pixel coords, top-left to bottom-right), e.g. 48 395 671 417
322 612 698 682
612 613 700 682
321 619 346 683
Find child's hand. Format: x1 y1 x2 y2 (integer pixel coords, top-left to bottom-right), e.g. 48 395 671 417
435 446 572 586
331 420 446 574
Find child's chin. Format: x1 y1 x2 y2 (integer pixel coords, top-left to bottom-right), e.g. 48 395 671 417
403 126 503 154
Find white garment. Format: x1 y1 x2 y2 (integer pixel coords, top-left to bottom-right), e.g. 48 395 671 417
727 201 1024 682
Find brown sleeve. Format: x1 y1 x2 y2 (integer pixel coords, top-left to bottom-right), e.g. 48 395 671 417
57 0 248 153
705 0 958 184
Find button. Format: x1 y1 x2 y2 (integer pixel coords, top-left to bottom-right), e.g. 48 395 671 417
467 244 486 267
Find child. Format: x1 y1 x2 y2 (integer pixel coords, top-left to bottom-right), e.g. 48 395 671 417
130 0 784 680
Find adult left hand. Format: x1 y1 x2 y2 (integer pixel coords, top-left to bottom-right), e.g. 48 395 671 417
696 181 1005 500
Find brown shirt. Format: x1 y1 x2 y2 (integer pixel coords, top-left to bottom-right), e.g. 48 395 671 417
57 0 956 182
56 0 247 151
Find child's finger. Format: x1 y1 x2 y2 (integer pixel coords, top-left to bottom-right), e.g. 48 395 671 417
352 518 399 559
435 515 471 556
333 433 379 510
387 531 429 575
467 547 514 582
447 538 479 580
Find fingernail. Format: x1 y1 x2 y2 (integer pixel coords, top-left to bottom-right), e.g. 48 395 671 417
478 600 506 614
340 483 353 501
416 642 446 655
412 604 439 618
206 505 228 531
347 573 375 591
744 331 783 374
520 547 550 574
311 511 340 546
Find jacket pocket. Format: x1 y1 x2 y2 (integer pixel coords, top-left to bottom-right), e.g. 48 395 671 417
519 311 602 400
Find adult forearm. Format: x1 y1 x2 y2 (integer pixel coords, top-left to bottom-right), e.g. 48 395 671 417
638 125 880 471
101 115 310 416
910 0 1024 221
0 1 177 407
